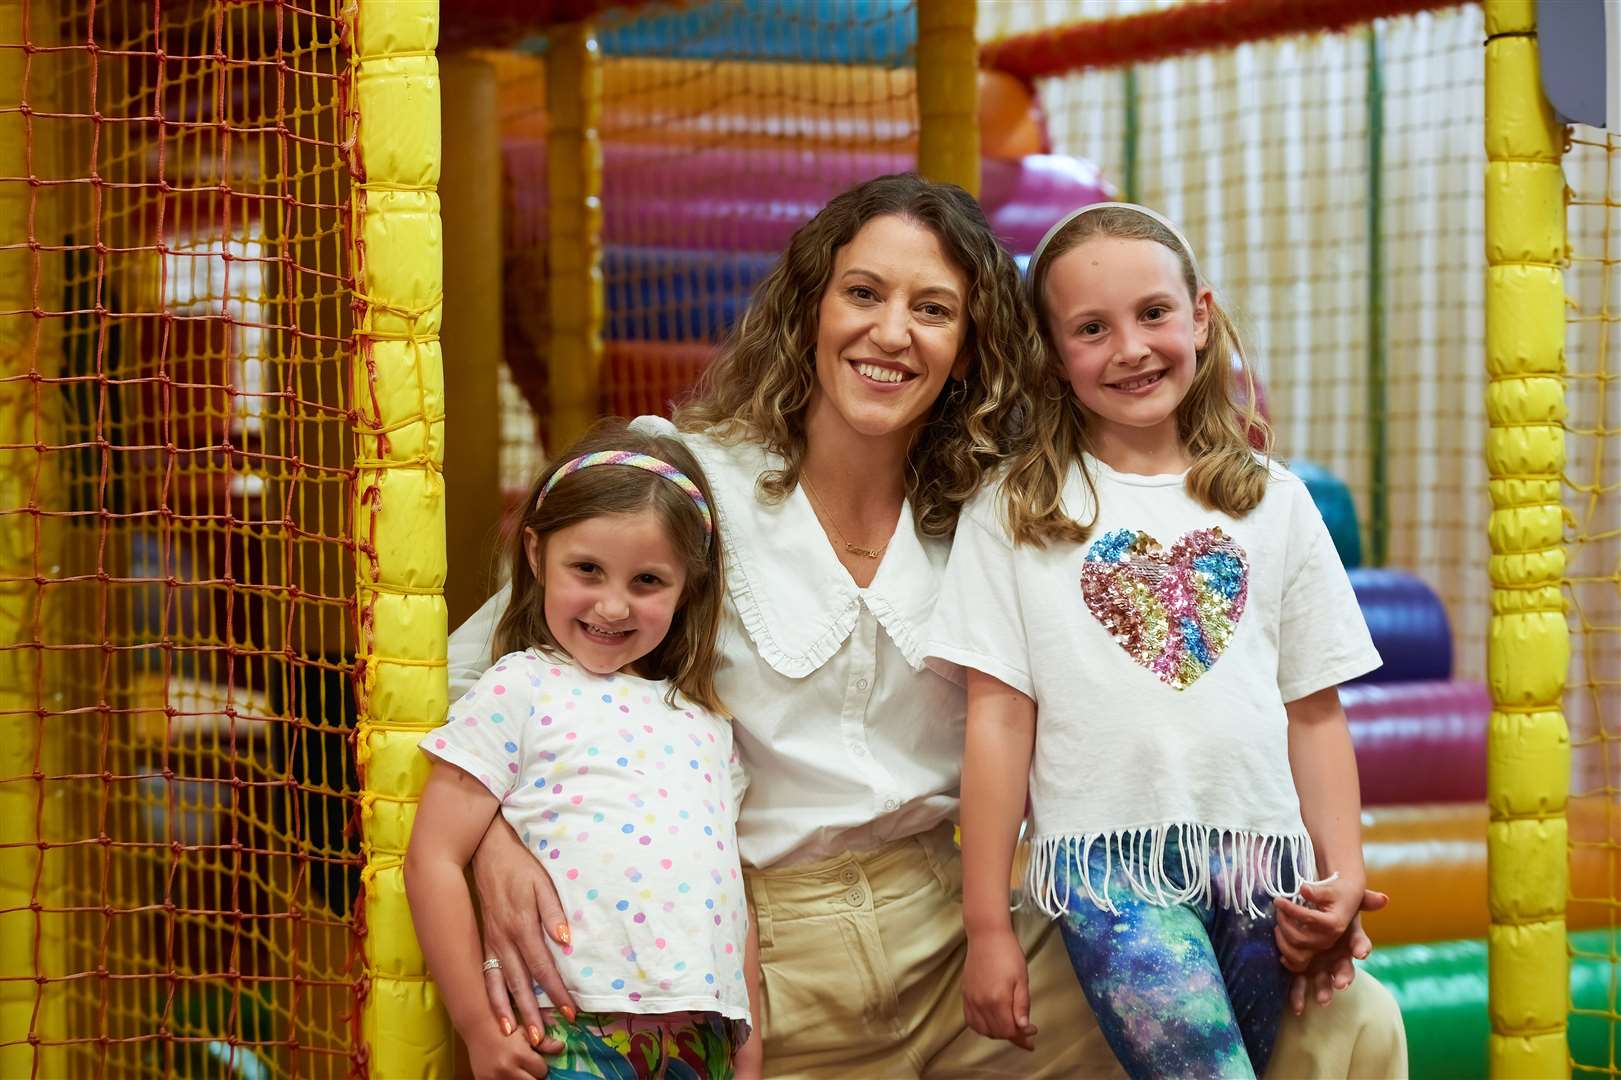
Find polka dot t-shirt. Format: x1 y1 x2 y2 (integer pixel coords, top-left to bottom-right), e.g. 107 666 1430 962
420 649 751 1027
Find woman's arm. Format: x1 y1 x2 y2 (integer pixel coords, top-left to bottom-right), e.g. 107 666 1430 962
1277 685 1368 973
471 813 579 1038
959 668 1039 1051
405 762 548 1077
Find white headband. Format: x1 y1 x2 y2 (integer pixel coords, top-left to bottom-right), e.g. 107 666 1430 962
1027 201 1202 301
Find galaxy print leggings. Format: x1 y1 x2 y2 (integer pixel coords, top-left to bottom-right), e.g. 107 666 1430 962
1054 834 1291 1080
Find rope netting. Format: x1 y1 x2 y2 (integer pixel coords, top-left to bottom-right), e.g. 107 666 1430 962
491 0 923 496
1564 124 1621 1078
979 0 1488 679
0 3 372 1075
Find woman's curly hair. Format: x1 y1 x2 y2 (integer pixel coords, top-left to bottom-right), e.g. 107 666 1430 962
675 173 1045 537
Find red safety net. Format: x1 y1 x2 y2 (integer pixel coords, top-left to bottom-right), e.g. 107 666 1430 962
0 4 367 1077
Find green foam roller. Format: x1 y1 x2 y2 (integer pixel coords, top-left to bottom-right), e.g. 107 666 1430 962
1292 459 1363 569
1361 930 1619 1079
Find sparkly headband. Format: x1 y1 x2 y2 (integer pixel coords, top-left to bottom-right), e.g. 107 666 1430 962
539 451 714 542
1027 201 1202 301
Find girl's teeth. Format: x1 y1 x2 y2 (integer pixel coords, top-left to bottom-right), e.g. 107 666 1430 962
854 362 907 384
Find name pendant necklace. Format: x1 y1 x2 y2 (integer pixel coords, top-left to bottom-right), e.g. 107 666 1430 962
799 473 888 561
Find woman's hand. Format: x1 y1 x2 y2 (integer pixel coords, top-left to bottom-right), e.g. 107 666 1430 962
1282 889 1389 1015
471 816 578 1046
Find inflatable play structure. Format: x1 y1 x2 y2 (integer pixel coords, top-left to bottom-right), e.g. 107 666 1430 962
0 2 1613 1077
493 49 1109 461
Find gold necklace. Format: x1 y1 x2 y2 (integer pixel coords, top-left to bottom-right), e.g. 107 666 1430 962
799 473 888 561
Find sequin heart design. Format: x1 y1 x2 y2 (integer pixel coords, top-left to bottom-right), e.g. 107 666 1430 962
1081 527 1249 690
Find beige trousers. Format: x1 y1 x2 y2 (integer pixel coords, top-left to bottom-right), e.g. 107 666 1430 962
745 824 1407 1079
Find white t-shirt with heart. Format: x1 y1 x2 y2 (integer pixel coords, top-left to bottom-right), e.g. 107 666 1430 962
924 455 1381 917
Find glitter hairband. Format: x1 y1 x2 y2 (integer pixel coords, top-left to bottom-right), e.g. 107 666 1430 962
539 451 714 542
1027 201 1202 300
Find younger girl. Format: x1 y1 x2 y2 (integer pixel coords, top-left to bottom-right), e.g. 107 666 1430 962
926 204 1381 1078
405 421 759 1080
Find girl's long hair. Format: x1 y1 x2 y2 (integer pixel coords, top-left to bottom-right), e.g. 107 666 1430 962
675 172 1046 538
495 420 727 714
1003 205 1271 546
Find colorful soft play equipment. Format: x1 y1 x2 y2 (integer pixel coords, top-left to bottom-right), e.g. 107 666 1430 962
497 50 1111 432
1343 680 1487 805
1365 930 1618 1080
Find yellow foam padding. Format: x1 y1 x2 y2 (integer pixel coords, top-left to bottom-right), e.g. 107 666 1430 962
1487 709 1570 818
1360 802 1621 946
353 1 453 1074
1490 1030 1569 1080
1489 919 1569 1051
1484 35 1562 163
489 55 1043 161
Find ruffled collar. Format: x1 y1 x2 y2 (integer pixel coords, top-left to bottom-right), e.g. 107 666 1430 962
684 430 948 678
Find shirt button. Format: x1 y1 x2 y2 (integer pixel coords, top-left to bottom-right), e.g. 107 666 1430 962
840 867 859 886
851 743 866 757
855 678 869 691
883 798 899 812
846 888 865 907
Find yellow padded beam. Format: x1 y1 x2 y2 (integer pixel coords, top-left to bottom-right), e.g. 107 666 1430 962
917 0 979 196
1483 2 1569 1076
350 2 452 1075
546 22 604 456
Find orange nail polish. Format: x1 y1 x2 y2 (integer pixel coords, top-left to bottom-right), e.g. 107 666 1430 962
499 1017 514 1037
562 1005 577 1023
556 923 572 946
527 1025 542 1047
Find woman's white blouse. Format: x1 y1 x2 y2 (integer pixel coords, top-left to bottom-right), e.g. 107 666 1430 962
447 419 966 869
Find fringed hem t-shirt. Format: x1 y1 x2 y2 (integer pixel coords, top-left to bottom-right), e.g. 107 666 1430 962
924 456 1381 917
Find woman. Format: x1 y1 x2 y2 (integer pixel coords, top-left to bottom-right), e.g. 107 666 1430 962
450 174 1406 1077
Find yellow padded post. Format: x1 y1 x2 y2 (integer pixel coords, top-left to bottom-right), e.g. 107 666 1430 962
1483 2 1569 1076
350 1 452 1075
547 22 604 455
917 0 979 196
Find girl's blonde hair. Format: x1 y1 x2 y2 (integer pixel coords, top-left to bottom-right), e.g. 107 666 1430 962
1004 204 1271 546
675 172 1046 538
495 420 726 715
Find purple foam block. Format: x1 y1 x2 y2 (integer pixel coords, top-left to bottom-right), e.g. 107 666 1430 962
1347 568 1453 683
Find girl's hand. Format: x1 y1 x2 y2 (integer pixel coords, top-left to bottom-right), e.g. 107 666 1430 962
466 1024 547 1080
471 818 578 1046
1273 874 1367 973
962 928 1037 1051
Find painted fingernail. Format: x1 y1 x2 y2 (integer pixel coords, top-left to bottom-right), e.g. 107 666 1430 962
499 1017 514 1037
555 922 572 946
562 1005 577 1023
527 1025 542 1047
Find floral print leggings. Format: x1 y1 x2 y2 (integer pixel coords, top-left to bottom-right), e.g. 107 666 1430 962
542 1010 741 1079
